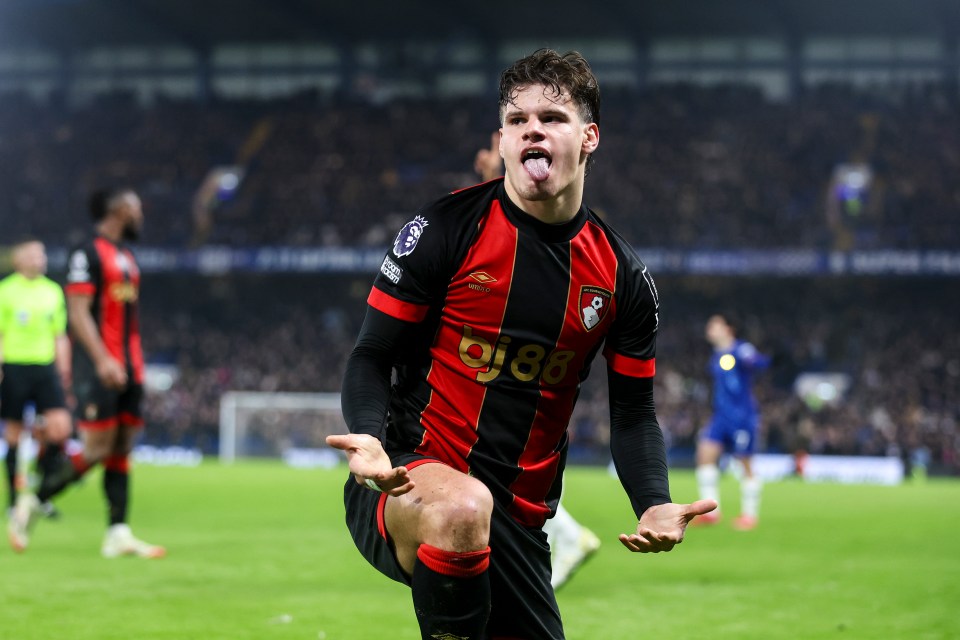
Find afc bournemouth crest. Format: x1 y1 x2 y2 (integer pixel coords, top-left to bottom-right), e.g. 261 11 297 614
393 215 429 257
579 285 612 331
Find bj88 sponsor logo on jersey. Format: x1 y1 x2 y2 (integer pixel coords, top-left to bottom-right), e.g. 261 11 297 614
457 325 577 386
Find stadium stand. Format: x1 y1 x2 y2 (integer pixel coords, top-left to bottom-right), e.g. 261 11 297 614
0 0 957 477
2 85 958 250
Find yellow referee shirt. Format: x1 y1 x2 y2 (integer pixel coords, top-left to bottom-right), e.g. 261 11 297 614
0 272 67 365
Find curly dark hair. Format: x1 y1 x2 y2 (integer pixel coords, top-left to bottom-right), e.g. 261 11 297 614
498 49 601 171
88 187 136 222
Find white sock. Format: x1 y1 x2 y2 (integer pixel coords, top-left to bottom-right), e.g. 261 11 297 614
544 502 581 552
696 464 721 512
741 476 762 519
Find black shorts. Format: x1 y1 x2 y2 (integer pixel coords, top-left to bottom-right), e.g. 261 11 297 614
0 363 67 420
344 451 565 639
71 373 144 431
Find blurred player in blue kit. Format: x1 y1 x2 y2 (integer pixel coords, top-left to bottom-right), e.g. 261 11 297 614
694 313 771 530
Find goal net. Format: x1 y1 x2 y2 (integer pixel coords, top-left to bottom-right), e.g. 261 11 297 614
218 391 345 465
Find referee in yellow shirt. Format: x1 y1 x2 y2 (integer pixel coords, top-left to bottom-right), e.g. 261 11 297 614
1 239 72 536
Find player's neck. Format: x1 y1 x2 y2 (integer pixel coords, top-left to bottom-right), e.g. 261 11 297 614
714 337 736 351
96 221 123 243
504 177 584 225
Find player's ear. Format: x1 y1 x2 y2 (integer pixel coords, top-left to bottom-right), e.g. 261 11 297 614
582 123 599 155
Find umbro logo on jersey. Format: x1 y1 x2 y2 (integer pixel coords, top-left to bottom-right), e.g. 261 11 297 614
467 271 497 293
469 271 496 284
579 285 612 331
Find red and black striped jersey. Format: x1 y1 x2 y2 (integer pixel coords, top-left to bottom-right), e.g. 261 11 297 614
367 179 659 527
65 236 144 383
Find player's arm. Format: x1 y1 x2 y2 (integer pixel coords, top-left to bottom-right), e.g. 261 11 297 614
473 131 503 181
66 292 126 390
739 342 772 371
608 371 717 552
326 306 416 496
55 334 71 390
0 290 7 370
54 288 71 389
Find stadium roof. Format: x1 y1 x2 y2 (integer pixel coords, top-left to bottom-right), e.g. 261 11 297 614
1 0 959 50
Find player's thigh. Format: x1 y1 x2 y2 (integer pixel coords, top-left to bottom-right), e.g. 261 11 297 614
486 501 564 639
731 419 758 456
79 425 120 461
696 431 724 464
385 461 494 574
343 473 410 584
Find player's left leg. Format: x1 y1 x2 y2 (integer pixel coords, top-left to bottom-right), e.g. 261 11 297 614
34 404 73 520
545 501 601 589
4 420 31 552
3 420 24 512
100 389 165 559
486 499 564 639
733 455 761 530
732 424 761 530
383 460 492 639
1 365 31 513
693 429 725 525
3 375 37 552
34 367 109 506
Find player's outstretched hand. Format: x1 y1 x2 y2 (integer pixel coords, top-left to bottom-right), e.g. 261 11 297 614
325 433 415 496
618 499 718 553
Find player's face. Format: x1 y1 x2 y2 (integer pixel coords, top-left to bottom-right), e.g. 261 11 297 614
120 193 144 241
13 241 47 278
705 316 731 347
499 84 599 208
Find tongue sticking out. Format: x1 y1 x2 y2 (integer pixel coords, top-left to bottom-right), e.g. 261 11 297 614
524 157 550 182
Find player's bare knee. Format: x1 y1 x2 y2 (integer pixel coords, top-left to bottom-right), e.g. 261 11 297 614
421 483 493 551
42 411 72 442
3 424 22 445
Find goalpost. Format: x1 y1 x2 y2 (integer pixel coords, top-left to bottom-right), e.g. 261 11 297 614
218 391 344 464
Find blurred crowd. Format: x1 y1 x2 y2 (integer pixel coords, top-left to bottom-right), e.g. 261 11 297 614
2 81 957 474
134 274 959 476
1 82 958 251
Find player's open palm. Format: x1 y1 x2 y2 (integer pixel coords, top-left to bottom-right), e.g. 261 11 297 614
619 499 718 553
325 433 415 496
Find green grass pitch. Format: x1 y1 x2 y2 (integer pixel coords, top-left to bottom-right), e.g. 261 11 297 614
1 462 957 639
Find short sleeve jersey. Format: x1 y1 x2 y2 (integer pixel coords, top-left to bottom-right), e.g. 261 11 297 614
64 236 144 383
368 179 659 527
0 273 67 365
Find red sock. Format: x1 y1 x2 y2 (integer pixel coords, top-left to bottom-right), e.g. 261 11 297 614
412 544 491 638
